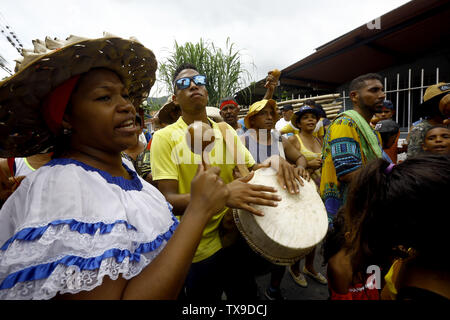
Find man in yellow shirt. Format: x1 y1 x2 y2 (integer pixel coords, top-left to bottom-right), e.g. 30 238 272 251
151 63 302 300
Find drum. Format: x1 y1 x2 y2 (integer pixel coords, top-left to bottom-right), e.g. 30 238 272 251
233 167 328 265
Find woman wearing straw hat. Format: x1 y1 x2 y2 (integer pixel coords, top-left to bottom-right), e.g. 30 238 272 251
0 33 230 300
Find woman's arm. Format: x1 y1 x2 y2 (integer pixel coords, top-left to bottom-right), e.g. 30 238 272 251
56 165 230 300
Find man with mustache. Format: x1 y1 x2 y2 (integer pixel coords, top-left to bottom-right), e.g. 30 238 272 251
320 73 385 225
219 97 244 135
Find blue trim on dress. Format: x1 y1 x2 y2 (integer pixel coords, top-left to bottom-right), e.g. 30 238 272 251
0 219 137 251
44 158 143 191
0 216 179 290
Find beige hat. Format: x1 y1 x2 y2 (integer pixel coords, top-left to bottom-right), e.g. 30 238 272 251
206 106 223 122
423 82 450 103
154 96 181 125
0 32 157 157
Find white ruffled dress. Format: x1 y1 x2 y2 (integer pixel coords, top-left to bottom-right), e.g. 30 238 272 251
0 158 178 300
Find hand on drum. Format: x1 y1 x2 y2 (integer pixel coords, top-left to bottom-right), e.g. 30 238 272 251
307 158 322 170
260 155 304 194
190 164 230 218
226 172 281 216
294 165 310 182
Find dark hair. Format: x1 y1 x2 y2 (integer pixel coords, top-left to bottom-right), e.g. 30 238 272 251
282 104 293 111
322 208 347 265
344 154 450 274
424 125 449 138
304 99 315 106
349 73 383 92
172 63 199 84
314 103 327 118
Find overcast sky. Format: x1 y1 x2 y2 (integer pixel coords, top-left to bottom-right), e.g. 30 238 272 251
0 0 410 96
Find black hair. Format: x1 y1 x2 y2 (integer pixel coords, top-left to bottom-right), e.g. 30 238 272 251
304 99 315 106
424 125 449 137
314 103 327 118
349 73 383 92
172 63 199 84
344 154 450 274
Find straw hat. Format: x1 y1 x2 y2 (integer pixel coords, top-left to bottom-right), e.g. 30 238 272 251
0 32 157 157
154 96 181 125
244 99 278 129
206 106 223 122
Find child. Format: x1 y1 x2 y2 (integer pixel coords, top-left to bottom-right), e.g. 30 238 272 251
344 155 450 300
322 210 379 300
374 119 400 163
421 125 450 155
372 100 402 163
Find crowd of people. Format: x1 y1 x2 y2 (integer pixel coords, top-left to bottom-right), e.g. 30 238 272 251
0 33 449 301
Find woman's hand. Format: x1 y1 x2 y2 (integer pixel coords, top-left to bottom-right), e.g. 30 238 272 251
189 165 230 219
0 170 25 203
226 171 281 216
307 158 322 170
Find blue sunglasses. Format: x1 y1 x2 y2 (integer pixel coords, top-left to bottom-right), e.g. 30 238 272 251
174 75 207 90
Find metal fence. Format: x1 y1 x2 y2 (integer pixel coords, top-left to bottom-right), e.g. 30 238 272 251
274 67 443 131
340 67 442 130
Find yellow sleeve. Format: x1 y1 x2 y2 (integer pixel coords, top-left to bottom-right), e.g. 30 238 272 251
150 130 179 181
280 122 299 135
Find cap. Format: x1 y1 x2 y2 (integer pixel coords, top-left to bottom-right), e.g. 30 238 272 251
290 106 320 127
374 119 399 134
382 100 394 110
423 83 450 103
282 104 293 111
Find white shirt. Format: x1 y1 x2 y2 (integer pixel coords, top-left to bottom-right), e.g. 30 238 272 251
0 158 177 300
275 118 290 132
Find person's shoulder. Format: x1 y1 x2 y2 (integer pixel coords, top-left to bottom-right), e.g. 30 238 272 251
214 120 239 137
327 252 352 293
335 114 357 124
153 121 186 143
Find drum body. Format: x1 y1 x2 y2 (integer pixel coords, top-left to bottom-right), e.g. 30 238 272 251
234 167 328 265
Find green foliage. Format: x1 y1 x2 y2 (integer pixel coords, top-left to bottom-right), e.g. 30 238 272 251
158 38 253 107
281 90 290 100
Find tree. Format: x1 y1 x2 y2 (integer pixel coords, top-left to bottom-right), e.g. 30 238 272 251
158 38 253 107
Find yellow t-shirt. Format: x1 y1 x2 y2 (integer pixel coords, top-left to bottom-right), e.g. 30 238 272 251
150 117 255 263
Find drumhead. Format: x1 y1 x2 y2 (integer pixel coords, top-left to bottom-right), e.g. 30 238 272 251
234 167 328 265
